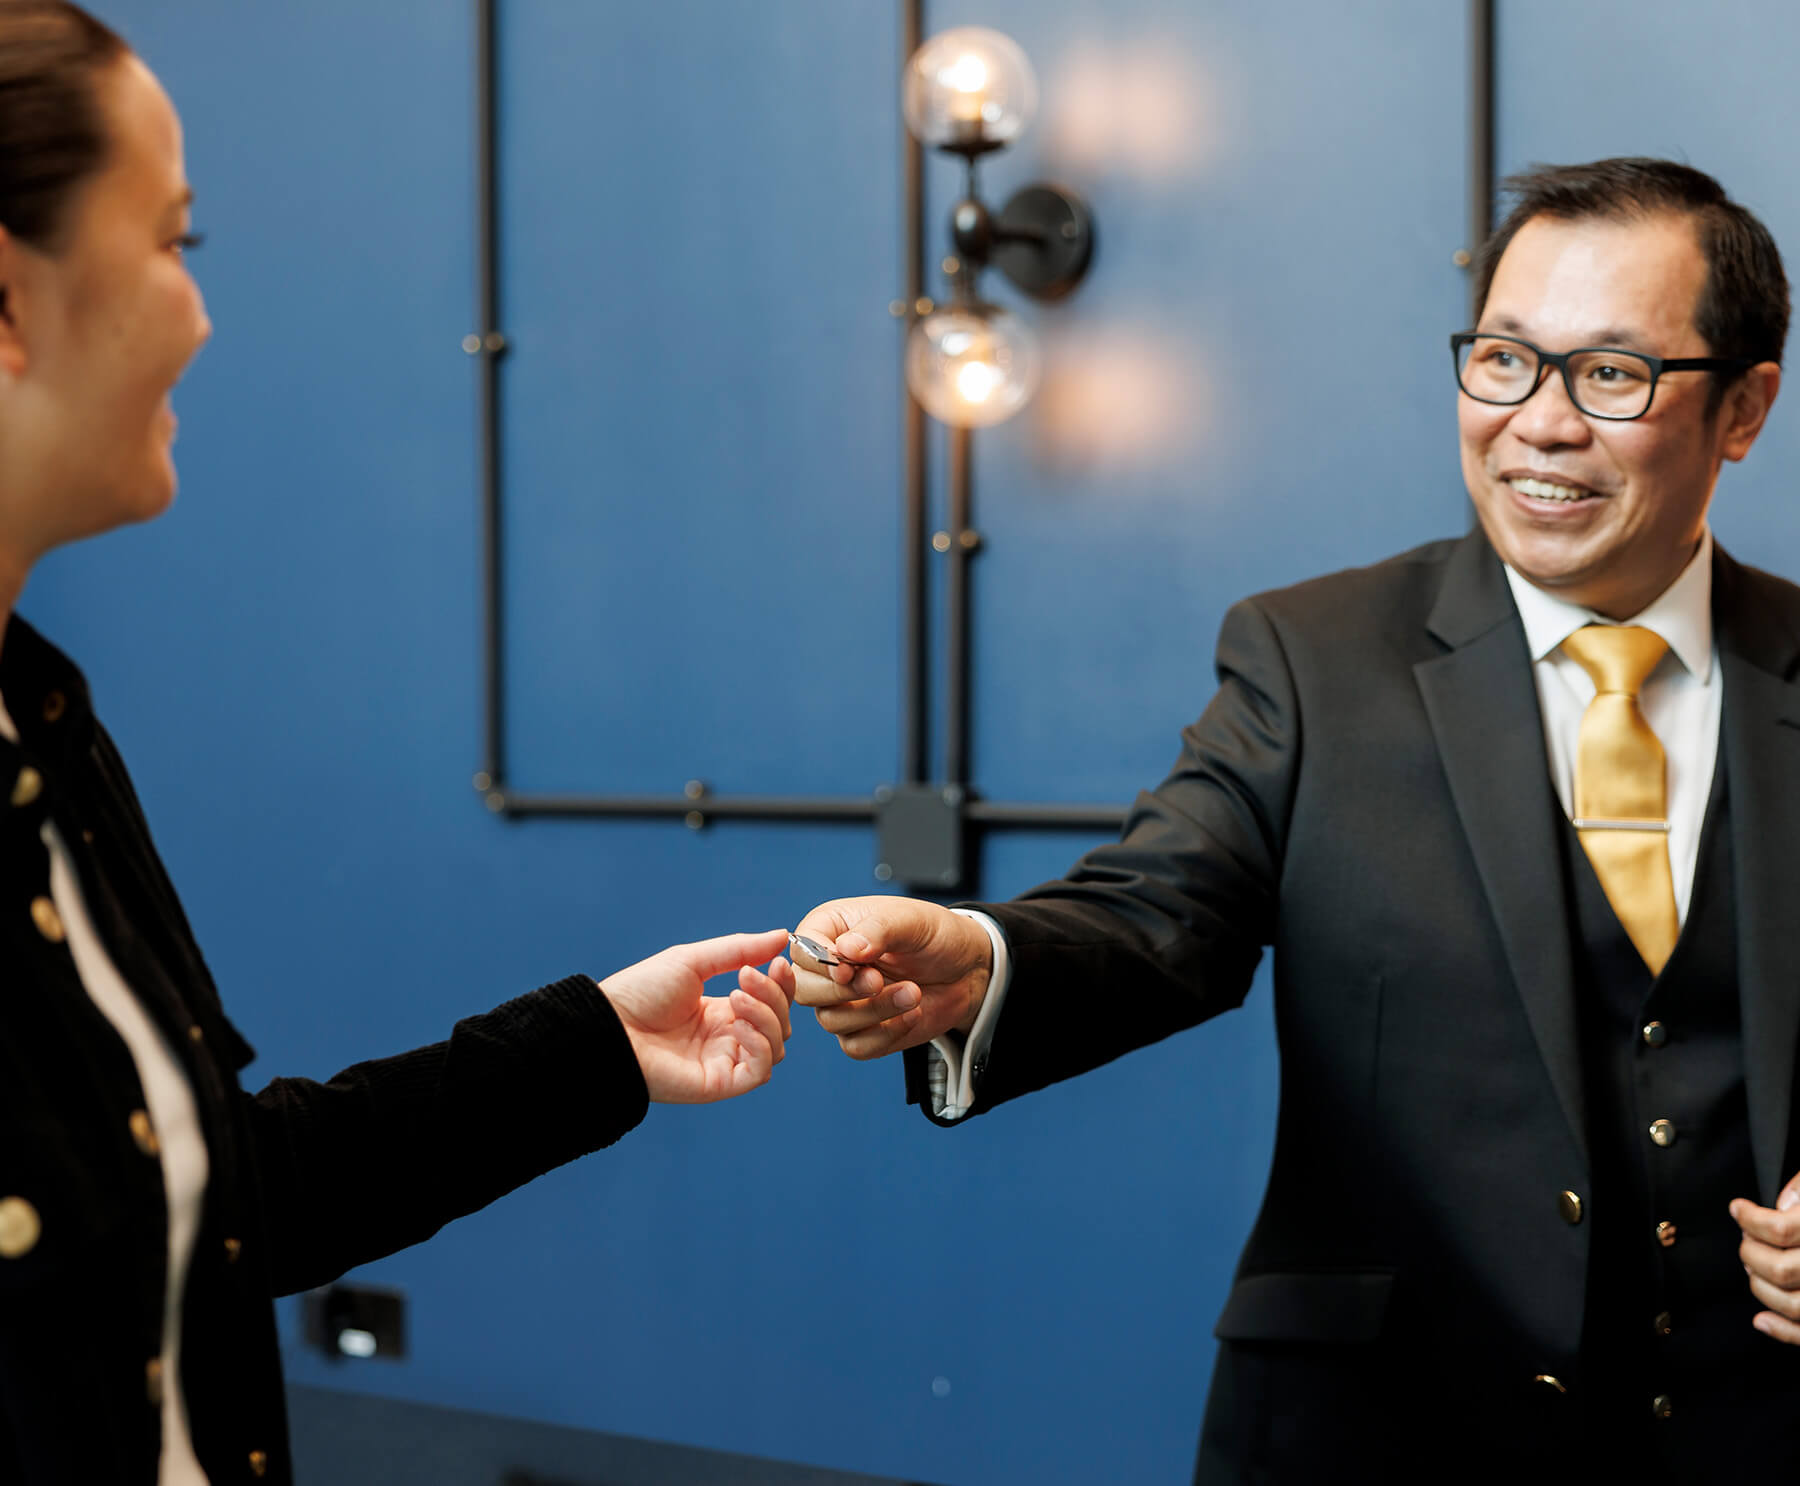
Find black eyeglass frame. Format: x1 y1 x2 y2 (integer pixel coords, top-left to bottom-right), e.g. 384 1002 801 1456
1449 331 1754 421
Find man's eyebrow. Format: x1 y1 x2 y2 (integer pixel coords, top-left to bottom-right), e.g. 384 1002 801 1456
1578 326 1660 353
1477 314 1660 354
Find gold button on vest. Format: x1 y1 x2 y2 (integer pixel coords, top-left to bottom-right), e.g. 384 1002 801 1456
1560 625 1679 974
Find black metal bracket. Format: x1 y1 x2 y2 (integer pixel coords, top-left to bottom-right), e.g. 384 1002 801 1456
950 181 1094 303
875 784 967 890
1462 0 1494 317
466 0 1126 894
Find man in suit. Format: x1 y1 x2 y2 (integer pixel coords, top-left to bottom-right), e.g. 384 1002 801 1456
791 159 1800 1479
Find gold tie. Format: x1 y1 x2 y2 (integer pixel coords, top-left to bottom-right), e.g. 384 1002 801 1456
1559 625 1679 974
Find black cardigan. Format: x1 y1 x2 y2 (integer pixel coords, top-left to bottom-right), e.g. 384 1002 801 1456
0 615 649 1485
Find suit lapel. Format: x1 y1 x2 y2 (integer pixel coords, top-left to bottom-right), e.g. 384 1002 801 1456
1714 548 1800 1206
1413 531 1589 1166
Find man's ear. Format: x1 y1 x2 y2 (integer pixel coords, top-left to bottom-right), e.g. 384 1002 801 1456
0 226 29 382
1721 361 1781 463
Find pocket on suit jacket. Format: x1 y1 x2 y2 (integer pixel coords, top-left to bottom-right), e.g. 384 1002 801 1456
1212 1269 1395 1343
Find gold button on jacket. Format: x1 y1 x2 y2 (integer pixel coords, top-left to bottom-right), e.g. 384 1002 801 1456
1649 1119 1677 1147
1558 1190 1583 1224
128 1110 160 1159
0 1197 40 1259
29 896 64 944
9 766 41 807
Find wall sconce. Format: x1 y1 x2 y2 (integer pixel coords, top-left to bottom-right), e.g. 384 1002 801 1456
467 0 1130 895
902 26 1095 427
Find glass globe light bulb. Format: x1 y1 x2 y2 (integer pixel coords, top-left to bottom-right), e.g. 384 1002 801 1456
902 27 1038 153
905 306 1041 428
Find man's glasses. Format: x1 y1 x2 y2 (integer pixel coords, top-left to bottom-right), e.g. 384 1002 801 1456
1450 331 1751 421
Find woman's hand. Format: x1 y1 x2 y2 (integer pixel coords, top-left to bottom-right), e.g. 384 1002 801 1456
600 928 797 1103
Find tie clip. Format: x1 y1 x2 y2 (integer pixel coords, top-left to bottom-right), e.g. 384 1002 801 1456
1571 817 1670 833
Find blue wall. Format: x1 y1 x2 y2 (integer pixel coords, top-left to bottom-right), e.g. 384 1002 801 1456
29 4 1800 1483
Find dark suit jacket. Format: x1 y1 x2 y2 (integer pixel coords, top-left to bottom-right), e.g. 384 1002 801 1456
0 615 651 1486
950 530 1800 1479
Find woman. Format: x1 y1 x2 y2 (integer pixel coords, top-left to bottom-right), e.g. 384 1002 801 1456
0 6 798 1483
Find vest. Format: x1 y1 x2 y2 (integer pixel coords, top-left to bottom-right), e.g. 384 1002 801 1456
1559 765 1800 1472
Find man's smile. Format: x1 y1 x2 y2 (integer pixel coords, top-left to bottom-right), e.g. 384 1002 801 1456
1499 470 1608 507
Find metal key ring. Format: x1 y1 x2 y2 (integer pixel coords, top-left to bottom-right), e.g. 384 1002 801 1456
788 932 898 982
788 931 849 968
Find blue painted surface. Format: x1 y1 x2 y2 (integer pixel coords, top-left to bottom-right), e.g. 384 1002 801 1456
30 3 1798 1483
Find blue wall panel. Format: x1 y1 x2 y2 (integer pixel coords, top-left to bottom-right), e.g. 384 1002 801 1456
494 3 905 795
38 3 1793 1484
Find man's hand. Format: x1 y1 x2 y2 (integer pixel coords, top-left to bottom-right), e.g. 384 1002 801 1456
1731 1172 1800 1343
788 896 993 1059
600 928 796 1104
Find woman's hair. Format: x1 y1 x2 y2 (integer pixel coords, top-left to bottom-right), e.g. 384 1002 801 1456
0 0 128 251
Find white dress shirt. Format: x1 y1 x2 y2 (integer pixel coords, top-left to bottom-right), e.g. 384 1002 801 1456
930 530 1722 1119
0 693 212 1486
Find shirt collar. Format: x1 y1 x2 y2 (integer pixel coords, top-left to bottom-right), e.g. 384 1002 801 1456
1502 526 1714 683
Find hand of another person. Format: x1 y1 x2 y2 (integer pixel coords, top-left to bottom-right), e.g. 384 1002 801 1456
788 896 993 1059
1731 1172 1800 1344
600 928 796 1104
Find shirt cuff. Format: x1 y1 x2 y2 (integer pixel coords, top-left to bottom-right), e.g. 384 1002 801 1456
925 909 1011 1120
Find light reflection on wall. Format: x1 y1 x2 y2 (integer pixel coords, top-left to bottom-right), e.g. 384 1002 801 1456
1017 36 1219 475
1042 40 1217 181
1025 327 1208 475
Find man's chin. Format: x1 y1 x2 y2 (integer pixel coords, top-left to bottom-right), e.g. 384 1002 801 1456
1490 528 1610 601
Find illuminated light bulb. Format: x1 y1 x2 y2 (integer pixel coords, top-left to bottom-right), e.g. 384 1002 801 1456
944 53 989 125
941 53 988 94
903 27 1037 151
905 307 1041 428
956 361 1001 403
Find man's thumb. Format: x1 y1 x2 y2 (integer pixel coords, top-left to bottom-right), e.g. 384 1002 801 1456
840 902 939 960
